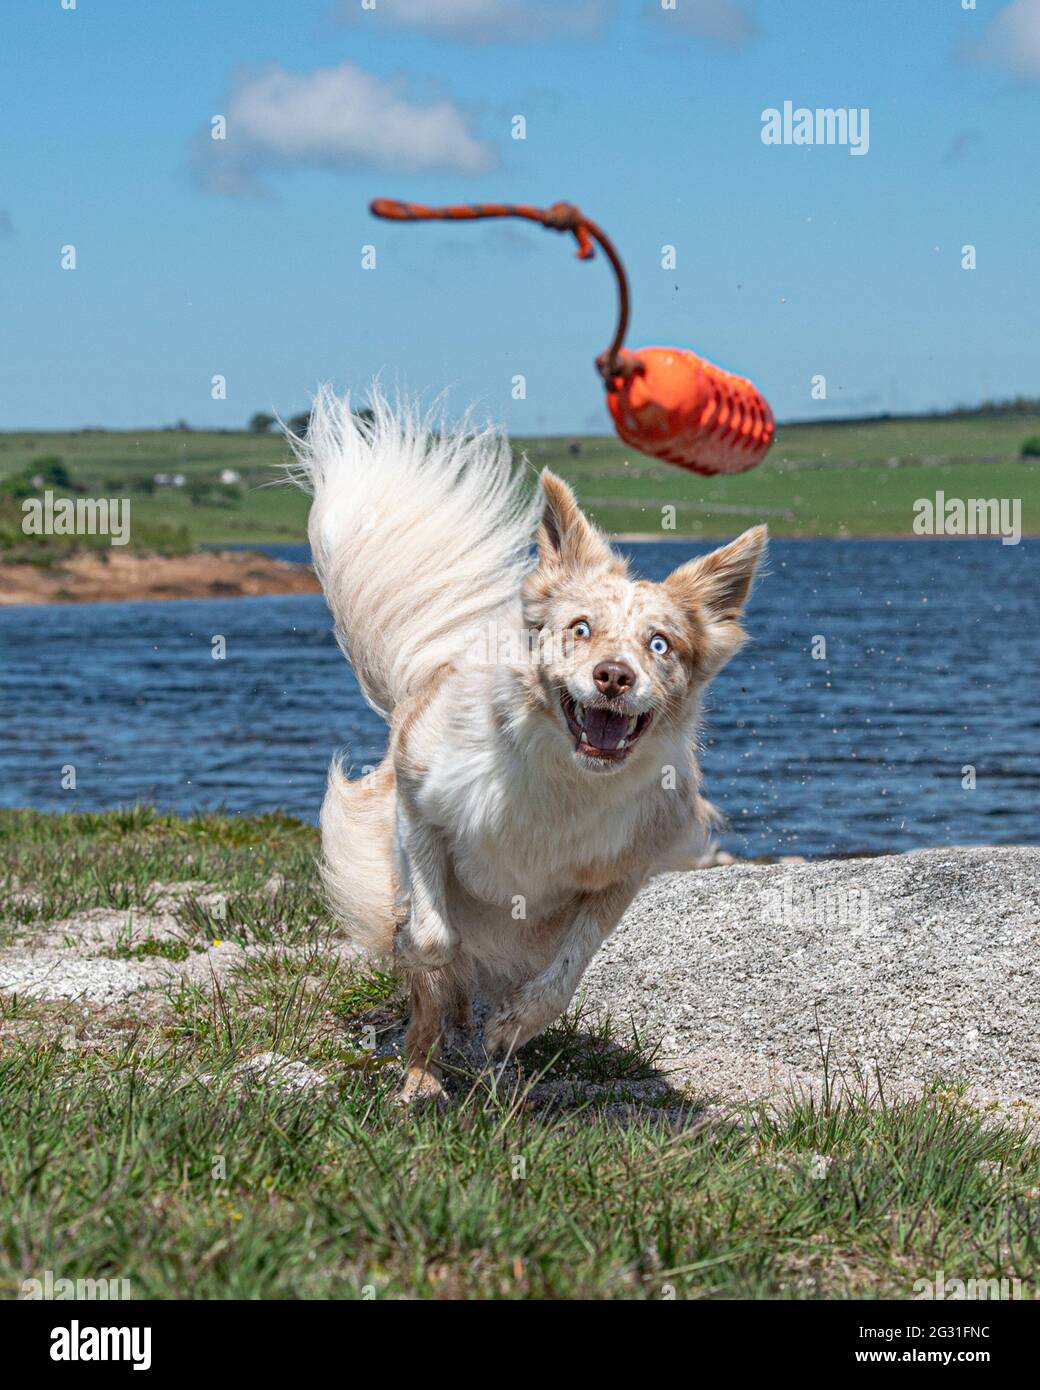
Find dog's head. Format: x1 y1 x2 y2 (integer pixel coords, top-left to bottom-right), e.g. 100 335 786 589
521 471 766 776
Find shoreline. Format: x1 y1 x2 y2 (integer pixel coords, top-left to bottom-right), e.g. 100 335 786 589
1 530 1034 606
0 548 320 606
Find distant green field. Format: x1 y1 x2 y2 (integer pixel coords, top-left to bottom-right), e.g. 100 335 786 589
1 411 1037 546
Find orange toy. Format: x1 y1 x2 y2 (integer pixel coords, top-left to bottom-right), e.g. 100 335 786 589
370 197 774 476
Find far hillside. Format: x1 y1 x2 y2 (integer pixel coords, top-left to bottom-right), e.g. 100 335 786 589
1 401 1037 545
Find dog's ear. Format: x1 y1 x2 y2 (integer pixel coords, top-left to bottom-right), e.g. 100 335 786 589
665 525 767 674
534 470 617 575
523 471 622 625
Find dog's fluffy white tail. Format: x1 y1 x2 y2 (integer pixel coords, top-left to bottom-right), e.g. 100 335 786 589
292 387 537 719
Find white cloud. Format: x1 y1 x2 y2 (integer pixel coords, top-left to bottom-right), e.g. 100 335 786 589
195 63 494 197
974 0 1040 78
649 0 759 47
340 0 607 42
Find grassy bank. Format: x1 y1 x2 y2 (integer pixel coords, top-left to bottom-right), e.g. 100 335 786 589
2 409 1038 547
2 807 1039 1300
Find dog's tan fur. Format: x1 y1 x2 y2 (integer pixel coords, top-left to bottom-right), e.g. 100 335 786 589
299 394 766 1101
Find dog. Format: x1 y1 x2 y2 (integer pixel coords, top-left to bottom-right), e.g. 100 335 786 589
296 389 766 1102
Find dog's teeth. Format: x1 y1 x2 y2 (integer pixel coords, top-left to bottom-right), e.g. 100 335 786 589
618 738 627 751
626 715 639 734
575 703 584 724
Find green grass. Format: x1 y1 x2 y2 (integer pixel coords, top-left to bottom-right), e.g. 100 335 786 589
4 1045 1040 1300
1 806 1039 1300
0 429 303 550
0 806 319 928
2 410 1038 548
0 493 192 566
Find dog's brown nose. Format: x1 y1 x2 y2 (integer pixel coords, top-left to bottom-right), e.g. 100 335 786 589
593 659 636 699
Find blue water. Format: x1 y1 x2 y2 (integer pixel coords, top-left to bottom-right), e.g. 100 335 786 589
1 540 1036 858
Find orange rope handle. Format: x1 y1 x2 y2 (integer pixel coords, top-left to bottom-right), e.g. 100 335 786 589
369 197 643 385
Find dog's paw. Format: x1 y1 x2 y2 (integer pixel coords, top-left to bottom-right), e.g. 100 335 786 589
484 987 559 1059
398 1066 450 1108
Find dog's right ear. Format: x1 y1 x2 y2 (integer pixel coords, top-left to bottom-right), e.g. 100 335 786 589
523 471 622 624
535 470 617 575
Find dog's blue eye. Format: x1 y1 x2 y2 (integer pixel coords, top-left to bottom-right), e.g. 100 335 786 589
572 620 592 639
649 634 669 656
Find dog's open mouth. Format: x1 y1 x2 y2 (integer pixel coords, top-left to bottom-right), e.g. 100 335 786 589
560 691 653 763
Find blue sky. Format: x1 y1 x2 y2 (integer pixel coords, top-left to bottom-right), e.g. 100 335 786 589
1 0 1038 432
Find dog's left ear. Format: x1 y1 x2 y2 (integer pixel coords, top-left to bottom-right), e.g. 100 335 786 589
665 525 768 674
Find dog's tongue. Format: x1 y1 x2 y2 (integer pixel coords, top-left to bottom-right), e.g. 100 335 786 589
582 707 630 751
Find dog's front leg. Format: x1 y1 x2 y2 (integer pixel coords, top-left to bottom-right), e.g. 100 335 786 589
485 876 642 1058
400 966 456 1106
394 816 459 970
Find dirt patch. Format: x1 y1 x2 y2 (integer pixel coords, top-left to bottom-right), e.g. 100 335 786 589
0 548 320 605
0 939 251 1002
0 950 163 1004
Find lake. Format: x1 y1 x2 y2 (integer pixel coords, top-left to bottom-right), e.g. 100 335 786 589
1 539 1036 859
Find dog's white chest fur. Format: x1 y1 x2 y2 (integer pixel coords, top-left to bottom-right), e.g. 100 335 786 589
412 668 670 914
